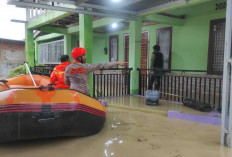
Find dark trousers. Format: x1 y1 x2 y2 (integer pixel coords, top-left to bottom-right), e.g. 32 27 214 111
148 74 161 90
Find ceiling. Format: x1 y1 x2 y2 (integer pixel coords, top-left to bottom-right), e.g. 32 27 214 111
8 0 223 34
8 0 185 20
81 0 181 12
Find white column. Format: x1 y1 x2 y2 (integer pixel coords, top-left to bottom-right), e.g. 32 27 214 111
221 0 232 148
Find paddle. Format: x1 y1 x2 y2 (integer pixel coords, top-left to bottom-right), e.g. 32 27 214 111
24 62 37 86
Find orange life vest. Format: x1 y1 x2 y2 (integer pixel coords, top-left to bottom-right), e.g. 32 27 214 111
50 62 70 88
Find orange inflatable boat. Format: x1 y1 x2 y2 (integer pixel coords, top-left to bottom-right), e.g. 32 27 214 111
0 74 106 143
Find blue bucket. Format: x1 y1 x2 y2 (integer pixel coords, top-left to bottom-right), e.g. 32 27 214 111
145 90 160 106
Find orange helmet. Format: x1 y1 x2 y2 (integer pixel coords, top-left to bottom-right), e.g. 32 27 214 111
71 47 86 59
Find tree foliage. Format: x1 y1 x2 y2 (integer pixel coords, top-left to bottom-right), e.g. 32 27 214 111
8 65 27 78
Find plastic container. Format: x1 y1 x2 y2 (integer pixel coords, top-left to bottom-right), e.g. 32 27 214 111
145 90 160 106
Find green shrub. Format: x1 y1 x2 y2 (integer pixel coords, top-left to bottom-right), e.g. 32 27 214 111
8 65 27 78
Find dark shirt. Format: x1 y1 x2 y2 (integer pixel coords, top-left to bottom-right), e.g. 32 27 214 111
150 52 164 75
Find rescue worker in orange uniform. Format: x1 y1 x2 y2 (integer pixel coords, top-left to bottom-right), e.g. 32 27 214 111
65 47 127 95
50 55 71 88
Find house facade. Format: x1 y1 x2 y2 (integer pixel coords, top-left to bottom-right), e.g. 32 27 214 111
9 0 225 93
6 0 227 106
8 0 232 147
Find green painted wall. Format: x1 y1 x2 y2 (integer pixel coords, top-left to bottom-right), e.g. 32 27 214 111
92 36 109 63
129 19 142 94
33 9 226 73
69 35 79 62
71 35 79 49
64 34 72 57
25 28 35 67
79 14 94 96
91 9 225 72
171 10 225 70
35 41 39 64
92 32 129 64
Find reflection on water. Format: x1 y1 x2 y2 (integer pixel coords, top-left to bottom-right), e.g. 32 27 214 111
0 106 231 157
104 137 124 157
104 117 126 157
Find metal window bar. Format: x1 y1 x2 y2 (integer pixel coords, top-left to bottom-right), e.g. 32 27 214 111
38 40 64 65
137 68 223 109
93 68 132 98
31 65 56 76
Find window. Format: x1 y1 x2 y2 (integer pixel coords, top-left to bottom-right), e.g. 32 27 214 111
109 35 118 62
208 19 226 75
38 40 64 64
123 32 149 70
141 31 149 70
123 34 129 68
156 27 172 70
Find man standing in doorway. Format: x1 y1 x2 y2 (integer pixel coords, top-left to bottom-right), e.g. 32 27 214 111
148 45 164 91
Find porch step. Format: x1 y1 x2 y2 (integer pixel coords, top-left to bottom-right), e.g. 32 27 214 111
167 110 221 125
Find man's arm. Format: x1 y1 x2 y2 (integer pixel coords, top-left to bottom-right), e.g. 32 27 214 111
84 62 127 73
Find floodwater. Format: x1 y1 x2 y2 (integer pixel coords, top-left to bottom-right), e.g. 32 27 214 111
102 95 207 115
0 96 231 156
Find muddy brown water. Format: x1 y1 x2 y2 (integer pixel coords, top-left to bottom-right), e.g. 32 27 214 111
0 89 231 157
102 95 208 115
0 105 231 157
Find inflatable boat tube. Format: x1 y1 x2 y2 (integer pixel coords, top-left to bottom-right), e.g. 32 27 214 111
0 75 106 143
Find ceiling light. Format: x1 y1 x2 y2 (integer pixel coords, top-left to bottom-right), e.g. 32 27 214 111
112 23 118 29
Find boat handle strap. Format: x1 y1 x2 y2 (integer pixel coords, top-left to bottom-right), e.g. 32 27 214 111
0 80 10 88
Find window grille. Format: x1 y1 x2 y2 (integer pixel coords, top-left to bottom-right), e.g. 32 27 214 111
216 2 226 10
38 40 64 64
123 34 129 68
212 22 225 74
